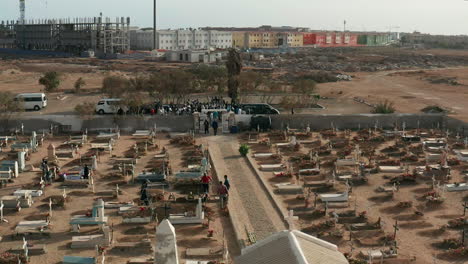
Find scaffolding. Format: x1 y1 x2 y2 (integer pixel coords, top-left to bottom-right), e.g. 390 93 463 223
0 16 130 55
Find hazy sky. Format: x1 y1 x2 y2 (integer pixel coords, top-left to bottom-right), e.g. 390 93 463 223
1 0 468 35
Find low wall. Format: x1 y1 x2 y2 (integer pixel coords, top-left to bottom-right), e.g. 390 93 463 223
0 113 454 134
270 114 446 130
0 115 194 133
445 117 468 137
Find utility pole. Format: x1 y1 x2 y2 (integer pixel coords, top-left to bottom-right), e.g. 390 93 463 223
153 0 157 50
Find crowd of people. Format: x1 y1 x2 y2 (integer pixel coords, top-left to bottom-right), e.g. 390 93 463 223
147 97 244 116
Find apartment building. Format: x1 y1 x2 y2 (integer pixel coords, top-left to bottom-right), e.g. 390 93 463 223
130 29 232 51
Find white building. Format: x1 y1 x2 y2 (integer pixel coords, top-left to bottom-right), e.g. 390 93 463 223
235 230 349 264
130 29 232 51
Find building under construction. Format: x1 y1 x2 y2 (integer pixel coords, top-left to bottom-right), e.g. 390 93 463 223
0 16 130 55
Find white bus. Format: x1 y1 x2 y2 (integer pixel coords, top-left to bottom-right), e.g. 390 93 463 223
95 98 128 115
15 93 48 111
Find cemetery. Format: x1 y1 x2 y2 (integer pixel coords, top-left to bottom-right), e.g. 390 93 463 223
0 120 467 264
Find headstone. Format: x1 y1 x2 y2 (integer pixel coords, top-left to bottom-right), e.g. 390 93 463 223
31 132 37 152
92 155 98 170
49 198 53 217
155 219 179 264
285 210 298 231
17 152 26 172
48 144 56 162
0 200 4 223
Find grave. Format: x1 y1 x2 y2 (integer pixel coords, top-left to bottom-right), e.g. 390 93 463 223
97 131 120 140
71 225 111 249
175 158 210 179
1 195 20 209
455 150 468 162
0 160 19 178
133 130 154 138
378 166 404 173
104 201 133 209
274 183 303 194
253 153 274 158
2 193 32 208
319 184 350 203
0 168 12 181
169 198 204 225
15 220 50 236
136 171 167 182
260 164 285 171
70 199 108 232
155 219 179 264
90 142 112 152
10 237 46 256
445 183 468 192
14 189 43 197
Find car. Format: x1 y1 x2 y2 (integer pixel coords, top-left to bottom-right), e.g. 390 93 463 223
239 103 280 115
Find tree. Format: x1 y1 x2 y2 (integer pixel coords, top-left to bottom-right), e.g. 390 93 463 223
74 77 86 93
293 79 316 95
188 65 227 93
239 71 264 93
101 75 129 98
0 91 22 131
226 48 243 104
74 102 96 119
146 70 195 104
39 71 61 92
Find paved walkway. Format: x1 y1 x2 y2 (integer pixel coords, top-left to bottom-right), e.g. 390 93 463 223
206 135 286 242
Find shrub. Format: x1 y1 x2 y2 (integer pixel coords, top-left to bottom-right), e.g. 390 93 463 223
74 77 86 93
421 105 446 113
239 144 250 156
373 100 396 114
39 71 60 92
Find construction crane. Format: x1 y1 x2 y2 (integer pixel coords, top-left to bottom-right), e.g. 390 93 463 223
19 0 25 24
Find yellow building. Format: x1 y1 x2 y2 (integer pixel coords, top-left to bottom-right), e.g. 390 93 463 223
231 31 302 49
287 33 303 47
245 32 278 48
232 31 246 49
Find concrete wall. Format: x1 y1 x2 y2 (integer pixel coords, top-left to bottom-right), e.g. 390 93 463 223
270 114 446 130
0 113 454 134
0 115 194 133
445 117 468 137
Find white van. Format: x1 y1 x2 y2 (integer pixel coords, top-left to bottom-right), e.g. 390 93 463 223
15 93 47 111
95 98 127 115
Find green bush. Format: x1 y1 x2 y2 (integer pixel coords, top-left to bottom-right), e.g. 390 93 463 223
373 100 396 114
39 71 61 92
239 144 250 156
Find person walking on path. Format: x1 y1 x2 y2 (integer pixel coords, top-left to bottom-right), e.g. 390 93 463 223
223 175 230 191
201 173 212 194
212 120 219 136
217 181 229 209
204 119 210 135
83 164 90 179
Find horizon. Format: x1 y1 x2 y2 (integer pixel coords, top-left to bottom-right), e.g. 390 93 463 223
1 0 468 36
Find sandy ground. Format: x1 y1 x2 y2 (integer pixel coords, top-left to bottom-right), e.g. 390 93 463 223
319 67 468 121
0 133 236 264
245 130 468 264
4 58 468 119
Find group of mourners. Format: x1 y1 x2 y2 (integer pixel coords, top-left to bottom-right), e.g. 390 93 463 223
201 173 230 208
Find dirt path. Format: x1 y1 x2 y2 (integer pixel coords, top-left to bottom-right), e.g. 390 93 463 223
205 135 286 242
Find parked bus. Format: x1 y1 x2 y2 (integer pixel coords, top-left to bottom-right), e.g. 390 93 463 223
15 93 47 111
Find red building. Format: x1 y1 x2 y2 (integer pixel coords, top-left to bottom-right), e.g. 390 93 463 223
303 32 359 47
